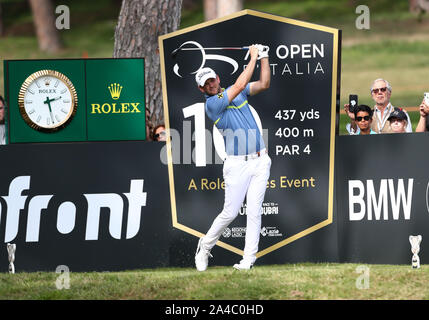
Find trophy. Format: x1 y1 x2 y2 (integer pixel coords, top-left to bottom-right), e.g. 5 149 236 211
409 235 422 269
6 243 16 274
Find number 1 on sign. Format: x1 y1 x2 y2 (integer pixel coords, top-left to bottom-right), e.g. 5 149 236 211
183 103 206 167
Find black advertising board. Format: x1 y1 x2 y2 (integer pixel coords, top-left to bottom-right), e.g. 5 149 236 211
336 133 429 265
3 10 424 272
159 10 341 265
0 142 171 272
1 130 429 271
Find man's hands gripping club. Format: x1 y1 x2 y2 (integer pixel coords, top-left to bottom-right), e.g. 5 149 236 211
227 44 270 102
255 44 269 60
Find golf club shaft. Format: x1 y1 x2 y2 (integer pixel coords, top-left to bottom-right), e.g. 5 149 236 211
177 47 249 51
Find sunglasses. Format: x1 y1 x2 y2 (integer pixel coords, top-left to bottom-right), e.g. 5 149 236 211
372 87 387 94
356 116 370 122
154 131 166 140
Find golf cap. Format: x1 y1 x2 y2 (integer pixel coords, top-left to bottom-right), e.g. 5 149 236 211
388 108 407 121
195 67 216 87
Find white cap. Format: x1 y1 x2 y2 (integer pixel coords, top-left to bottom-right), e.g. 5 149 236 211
195 67 216 87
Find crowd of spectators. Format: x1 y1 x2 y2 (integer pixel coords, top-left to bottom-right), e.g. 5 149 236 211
344 78 428 135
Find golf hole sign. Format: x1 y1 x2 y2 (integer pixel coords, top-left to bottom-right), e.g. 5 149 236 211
159 10 340 262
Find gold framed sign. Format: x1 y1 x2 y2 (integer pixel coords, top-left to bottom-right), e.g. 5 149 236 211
18 70 78 132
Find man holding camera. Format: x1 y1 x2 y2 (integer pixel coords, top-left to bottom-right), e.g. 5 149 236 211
345 78 412 134
415 95 429 132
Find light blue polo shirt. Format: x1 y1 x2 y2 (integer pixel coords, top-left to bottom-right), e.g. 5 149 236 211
205 84 265 156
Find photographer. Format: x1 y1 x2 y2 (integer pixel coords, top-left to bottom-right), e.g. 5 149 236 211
344 78 412 134
415 98 429 132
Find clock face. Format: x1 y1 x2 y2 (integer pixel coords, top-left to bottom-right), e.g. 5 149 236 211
18 70 78 132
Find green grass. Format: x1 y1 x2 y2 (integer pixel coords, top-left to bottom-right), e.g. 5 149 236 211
1 263 429 300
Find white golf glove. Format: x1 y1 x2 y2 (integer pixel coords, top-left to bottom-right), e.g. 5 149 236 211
256 44 269 60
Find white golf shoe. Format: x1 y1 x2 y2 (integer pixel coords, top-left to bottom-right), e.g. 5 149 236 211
195 238 212 271
233 260 253 270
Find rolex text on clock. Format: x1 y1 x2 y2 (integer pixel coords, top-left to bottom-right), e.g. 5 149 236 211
18 70 78 132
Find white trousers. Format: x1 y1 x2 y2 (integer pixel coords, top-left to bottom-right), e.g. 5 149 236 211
202 153 271 264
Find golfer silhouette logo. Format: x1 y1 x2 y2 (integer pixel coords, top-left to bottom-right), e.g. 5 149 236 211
171 41 241 78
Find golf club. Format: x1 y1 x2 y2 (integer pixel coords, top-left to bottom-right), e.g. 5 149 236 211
171 46 250 57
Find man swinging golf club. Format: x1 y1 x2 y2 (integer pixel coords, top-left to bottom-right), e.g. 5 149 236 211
194 44 271 271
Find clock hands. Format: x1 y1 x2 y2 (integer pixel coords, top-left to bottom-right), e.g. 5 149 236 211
43 96 61 124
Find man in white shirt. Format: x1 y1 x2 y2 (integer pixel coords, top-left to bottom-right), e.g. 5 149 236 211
344 78 412 134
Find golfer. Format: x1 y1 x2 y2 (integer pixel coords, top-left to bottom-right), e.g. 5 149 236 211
194 44 271 271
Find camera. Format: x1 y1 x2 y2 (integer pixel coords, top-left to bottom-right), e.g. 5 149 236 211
424 92 429 105
349 94 358 113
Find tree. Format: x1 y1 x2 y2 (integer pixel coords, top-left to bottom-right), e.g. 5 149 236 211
409 0 420 12
28 0 63 53
216 0 243 18
0 2 3 37
113 0 183 128
409 0 429 12
204 0 243 21
418 0 429 11
409 0 429 21
204 0 217 21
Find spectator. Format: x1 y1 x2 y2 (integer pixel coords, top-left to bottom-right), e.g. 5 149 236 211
344 78 412 134
152 124 166 141
145 107 154 141
415 99 429 132
387 108 408 133
0 95 6 145
352 105 377 135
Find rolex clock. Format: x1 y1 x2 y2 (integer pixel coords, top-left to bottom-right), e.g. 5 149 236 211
18 70 78 132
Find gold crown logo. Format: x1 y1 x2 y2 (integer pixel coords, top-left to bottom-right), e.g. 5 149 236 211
44 78 51 86
108 83 123 100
